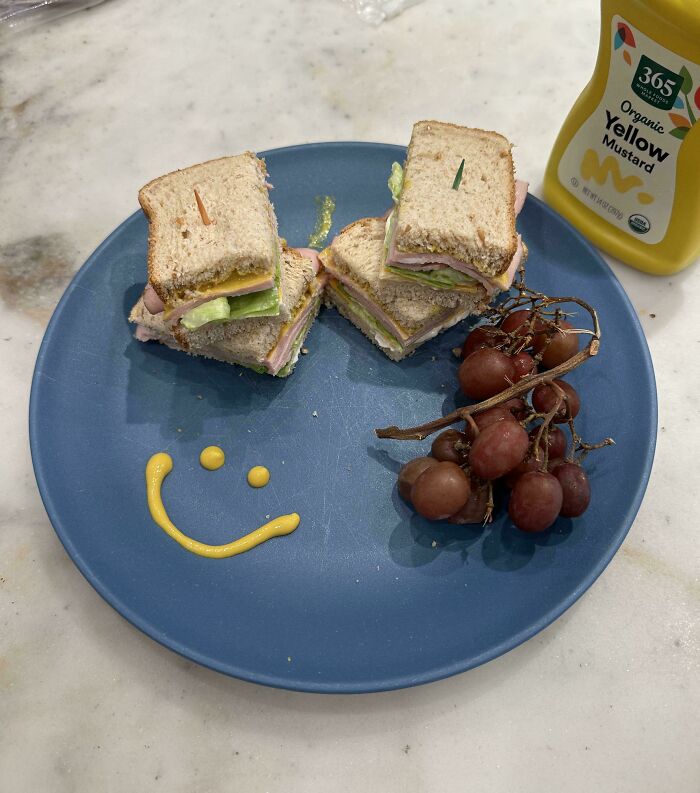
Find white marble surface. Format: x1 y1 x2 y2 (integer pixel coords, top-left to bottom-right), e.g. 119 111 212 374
1 0 698 790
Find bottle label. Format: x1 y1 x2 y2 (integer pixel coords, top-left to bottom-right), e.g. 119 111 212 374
557 15 700 244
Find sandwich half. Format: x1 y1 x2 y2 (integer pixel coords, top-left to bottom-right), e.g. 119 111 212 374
383 121 528 296
130 248 324 377
138 152 283 331
321 217 488 362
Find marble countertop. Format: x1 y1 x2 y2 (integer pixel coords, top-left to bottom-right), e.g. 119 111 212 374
1 0 698 790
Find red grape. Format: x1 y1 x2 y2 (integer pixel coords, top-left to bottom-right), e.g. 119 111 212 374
461 325 506 358
532 379 580 422
469 421 529 480
448 481 490 524
508 471 563 532
397 457 439 502
551 462 591 517
411 462 471 520
431 429 469 463
503 456 541 488
529 425 567 460
511 350 537 382
501 397 528 420
500 309 546 340
533 319 579 368
458 348 516 400
467 406 517 438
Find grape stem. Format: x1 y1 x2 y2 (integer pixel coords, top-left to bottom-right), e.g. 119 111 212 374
464 414 480 438
532 389 564 470
376 286 601 441
483 482 494 525
378 274 605 442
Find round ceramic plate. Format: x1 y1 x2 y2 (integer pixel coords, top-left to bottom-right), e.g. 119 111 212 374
30 143 656 693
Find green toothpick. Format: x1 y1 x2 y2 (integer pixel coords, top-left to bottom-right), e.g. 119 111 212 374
452 158 465 190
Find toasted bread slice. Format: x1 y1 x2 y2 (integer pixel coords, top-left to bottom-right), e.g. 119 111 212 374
393 121 517 276
140 153 279 305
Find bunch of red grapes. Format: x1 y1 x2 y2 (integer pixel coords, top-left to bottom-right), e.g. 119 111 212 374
398 308 602 533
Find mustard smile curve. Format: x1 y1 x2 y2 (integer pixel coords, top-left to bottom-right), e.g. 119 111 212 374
145 452 299 558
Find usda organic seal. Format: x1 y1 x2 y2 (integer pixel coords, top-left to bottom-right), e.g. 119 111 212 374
628 214 651 234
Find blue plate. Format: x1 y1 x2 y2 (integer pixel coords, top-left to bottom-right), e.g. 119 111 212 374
30 143 656 693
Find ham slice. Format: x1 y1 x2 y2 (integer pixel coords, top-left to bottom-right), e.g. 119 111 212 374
514 180 529 215
134 324 160 342
264 281 323 374
323 258 469 348
386 179 528 295
143 283 165 314
326 276 471 352
323 260 410 342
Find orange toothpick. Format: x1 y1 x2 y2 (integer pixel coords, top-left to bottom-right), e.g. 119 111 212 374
194 188 212 225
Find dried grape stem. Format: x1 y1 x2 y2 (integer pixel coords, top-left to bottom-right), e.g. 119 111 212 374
484 482 494 525
377 347 598 441
464 414 480 438
532 392 564 469
376 293 600 441
576 437 615 462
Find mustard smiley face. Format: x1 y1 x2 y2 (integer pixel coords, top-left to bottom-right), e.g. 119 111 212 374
145 450 299 558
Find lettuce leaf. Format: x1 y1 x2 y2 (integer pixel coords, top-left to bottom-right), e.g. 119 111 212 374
333 283 402 352
385 264 477 291
179 297 231 330
180 256 281 330
227 284 280 320
388 162 404 204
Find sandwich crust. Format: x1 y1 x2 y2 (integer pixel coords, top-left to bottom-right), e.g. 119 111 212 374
393 121 517 276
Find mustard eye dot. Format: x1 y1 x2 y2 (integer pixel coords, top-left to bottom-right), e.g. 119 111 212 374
200 446 225 470
247 466 270 488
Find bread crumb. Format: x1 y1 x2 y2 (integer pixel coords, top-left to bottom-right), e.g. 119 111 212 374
176 428 182 433
452 347 462 358
477 228 486 243
265 514 270 519
312 410 318 417
431 356 436 361
196 394 203 400
431 540 437 548
287 656 292 663
301 347 309 355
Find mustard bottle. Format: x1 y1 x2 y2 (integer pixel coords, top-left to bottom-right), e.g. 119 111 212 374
544 0 700 275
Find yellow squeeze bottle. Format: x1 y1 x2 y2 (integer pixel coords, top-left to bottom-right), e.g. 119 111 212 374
544 0 700 274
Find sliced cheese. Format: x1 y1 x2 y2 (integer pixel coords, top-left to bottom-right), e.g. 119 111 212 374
163 270 274 318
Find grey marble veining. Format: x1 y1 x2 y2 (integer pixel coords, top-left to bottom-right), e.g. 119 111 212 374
1 1 698 791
